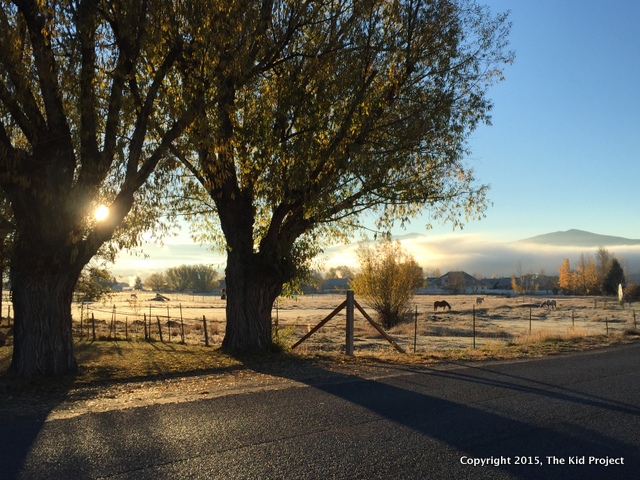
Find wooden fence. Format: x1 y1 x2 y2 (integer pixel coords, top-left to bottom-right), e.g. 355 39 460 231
0 293 638 352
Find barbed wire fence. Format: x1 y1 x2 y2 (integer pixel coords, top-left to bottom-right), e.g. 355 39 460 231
74 295 227 346
0 292 638 352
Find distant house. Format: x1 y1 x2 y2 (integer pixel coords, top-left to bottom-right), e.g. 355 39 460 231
488 277 513 291
430 271 483 294
111 281 131 292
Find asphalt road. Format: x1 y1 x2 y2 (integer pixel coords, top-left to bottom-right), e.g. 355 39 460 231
2 343 639 479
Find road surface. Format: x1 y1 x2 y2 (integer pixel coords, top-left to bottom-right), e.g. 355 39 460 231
2 343 639 479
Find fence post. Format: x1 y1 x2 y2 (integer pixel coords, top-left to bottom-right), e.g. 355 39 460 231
529 307 532 334
605 317 609 336
180 303 185 343
125 316 128 340
156 315 163 342
572 310 575 328
166 306 171 343
203 315 209 346
80 302 84 337
634 310 637 330
111 305 117 339
413 305 418 354
346 291 354 355
473 304 476 349
143 313 148 341
91 312 96 341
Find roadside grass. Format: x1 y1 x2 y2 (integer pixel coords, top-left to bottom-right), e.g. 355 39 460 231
343 328 640 365
0 339 257 390
2 327 639 392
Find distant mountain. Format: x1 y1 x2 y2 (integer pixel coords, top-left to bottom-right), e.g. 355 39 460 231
518 229 640 247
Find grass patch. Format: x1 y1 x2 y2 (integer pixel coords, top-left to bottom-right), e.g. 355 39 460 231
72 340 245 384
1 331 639 394
355 330 640 366
0 339 262 394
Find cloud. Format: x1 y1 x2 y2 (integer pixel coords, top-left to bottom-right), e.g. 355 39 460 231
112 234 640 280
112 243 226 278
324 234 640 278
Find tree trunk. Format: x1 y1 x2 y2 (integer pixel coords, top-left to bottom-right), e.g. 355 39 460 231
9 253 80 378
221 250 283 353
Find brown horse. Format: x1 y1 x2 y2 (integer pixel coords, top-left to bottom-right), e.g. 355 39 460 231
434 300 451 311
540 299 557 310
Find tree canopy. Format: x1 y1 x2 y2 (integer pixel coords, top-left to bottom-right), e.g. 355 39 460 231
0 0 198 377
0 0 514 373
165 264 219 293
175 0 513 352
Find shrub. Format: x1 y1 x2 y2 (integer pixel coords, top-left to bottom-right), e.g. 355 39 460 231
351 240 424 329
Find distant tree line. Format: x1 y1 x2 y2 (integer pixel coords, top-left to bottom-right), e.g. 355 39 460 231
558 247 625 296
144 265 220 294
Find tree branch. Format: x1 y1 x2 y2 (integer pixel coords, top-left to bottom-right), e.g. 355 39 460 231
77 0 101 162
13 0 73 148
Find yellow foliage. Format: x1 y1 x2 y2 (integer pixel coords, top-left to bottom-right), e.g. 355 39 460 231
351 240 423 329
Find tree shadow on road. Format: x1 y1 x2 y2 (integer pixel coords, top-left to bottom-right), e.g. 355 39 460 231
249 351 640 479
0 375 71 477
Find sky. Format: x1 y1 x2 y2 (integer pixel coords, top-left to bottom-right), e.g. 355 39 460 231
113 0 640 280
415 0 640 241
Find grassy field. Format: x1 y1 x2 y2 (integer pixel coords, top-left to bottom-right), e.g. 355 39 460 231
1 292 639 389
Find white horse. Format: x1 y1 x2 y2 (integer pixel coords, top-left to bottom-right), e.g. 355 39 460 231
540 299 557 310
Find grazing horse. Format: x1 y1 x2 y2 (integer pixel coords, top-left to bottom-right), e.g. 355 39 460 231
476 297 484 305
540 299 557 310
434 300 451 311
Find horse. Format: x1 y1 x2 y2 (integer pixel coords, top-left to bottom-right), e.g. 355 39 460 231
540 299 557 310
434 300 451 311
475 297 484 305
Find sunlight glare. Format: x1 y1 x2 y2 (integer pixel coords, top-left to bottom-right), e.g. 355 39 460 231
94 205 109 222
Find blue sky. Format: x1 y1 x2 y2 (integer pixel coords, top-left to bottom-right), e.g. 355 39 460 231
114 1 640 279
403 0 639 240
414 0 640 241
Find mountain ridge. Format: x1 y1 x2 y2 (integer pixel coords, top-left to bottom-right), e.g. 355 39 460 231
516 229 640 247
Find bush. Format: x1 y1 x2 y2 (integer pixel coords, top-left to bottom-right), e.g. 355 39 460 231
351 240 424 329
624 283 640 301
75 266 113 301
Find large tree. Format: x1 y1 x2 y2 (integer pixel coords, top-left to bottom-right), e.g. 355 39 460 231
0 0 196 377
180 0 513 353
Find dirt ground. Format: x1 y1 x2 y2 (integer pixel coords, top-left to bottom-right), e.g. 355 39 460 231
71 292 639 354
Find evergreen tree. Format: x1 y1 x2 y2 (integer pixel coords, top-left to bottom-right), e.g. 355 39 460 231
603 258 625 295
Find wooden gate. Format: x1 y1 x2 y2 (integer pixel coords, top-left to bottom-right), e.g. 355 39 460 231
291 290 405 354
